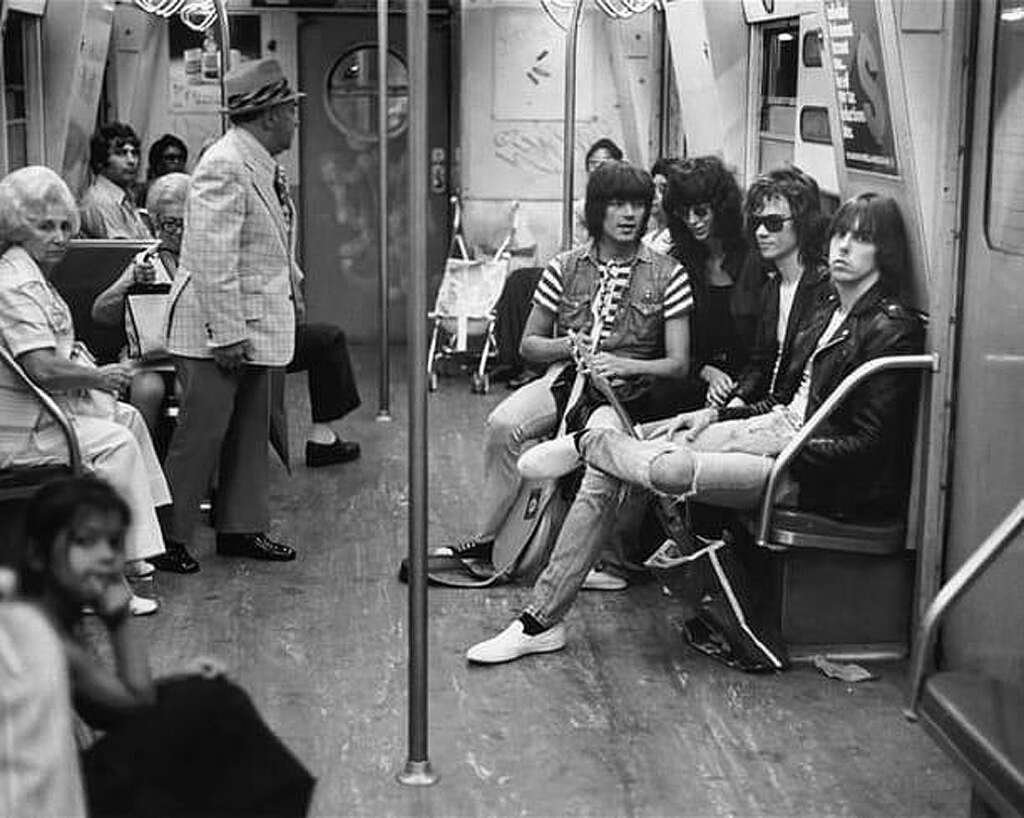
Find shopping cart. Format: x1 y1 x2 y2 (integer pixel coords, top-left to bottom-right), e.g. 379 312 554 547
426 198 518 394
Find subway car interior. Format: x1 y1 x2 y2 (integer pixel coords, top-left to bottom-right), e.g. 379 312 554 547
1 0 1023 815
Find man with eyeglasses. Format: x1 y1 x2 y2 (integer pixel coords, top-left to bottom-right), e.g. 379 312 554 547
79 123 153 240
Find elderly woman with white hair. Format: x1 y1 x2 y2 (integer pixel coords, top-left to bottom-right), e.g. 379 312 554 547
92 172 189 435
0 166 169 613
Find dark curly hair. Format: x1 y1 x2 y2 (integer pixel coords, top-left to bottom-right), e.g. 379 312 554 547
743 166 827 270
147 133 188 180
663 156 745 272
18 476 131 599
89 122 141 175
583 160 654 243
829 193 908 290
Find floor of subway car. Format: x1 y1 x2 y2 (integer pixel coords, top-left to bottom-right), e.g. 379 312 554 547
132 347 967 818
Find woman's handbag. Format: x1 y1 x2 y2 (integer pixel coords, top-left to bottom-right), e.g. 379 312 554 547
124 282 172 361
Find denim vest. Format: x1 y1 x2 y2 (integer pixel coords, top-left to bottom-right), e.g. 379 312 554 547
553 242 678 361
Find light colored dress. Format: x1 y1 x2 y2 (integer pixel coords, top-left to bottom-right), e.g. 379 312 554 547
0 246 168 561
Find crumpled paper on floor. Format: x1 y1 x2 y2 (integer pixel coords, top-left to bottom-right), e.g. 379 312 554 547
812 654 878 683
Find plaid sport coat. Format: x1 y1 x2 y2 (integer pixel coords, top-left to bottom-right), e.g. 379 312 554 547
165 127 299 366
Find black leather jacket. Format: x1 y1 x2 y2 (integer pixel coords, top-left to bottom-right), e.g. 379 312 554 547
731 266 833 408
788 283 926 518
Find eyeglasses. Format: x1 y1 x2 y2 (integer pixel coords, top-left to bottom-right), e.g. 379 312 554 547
161 153 186 165
750 214 793 233
158 217 184 233
682 203 712 221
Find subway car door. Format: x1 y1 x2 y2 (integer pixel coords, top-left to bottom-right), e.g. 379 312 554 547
296 12 451 342
943 2 1024 679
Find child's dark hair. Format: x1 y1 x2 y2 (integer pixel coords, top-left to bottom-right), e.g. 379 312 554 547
584 160 654 242
19 477 131 597
829 193 909 289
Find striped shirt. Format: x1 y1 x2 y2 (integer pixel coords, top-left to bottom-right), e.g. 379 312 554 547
533 244 693 343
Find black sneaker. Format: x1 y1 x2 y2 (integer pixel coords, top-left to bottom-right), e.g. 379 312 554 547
432 538 494 561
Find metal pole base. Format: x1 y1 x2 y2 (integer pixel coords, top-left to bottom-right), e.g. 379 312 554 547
396 759 439 786
375 410 393 423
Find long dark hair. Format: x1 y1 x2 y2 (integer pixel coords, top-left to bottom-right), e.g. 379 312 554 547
829 193 909 290
743 166 827 271
663 155 745 274
18 477 131 598
583 160 654 242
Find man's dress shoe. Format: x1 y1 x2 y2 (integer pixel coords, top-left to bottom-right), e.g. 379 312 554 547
151 544 200 574
306 439 361 467
216 533 296 562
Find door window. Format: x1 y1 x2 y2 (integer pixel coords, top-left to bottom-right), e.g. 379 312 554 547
758 22 800 172
987 1 1024 254
326 46 409 142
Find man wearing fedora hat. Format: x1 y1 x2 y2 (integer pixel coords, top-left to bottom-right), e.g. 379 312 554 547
161 57 305 565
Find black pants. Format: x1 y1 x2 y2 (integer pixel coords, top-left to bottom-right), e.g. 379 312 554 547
287 322 361 424
494 267 543 373
82 676 315 818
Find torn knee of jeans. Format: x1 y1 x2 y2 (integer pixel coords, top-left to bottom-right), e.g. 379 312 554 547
649 450 695 497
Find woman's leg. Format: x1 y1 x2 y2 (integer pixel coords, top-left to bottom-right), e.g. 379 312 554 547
127 371 167 434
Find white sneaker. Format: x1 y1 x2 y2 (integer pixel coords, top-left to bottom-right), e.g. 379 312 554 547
125 560 155 580
466 620 567 664
129 594 159 616
517 436 581 479
582 568 627 591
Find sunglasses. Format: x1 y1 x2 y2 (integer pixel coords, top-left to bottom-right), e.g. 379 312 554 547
158 217 184 233
681 203 712 221
750 214 793 233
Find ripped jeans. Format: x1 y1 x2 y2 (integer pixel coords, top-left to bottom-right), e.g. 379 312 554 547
579 407 802 511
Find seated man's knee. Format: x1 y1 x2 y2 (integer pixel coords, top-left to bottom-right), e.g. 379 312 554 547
649 450 695 496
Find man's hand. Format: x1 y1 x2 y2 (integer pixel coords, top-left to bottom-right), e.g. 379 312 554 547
131 258 156 285
701 365 736 407
212 340 253 373
649 407 718 441
97 362 135 395
590 352 635 380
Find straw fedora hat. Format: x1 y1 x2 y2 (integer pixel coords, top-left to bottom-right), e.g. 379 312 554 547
222 57 305 116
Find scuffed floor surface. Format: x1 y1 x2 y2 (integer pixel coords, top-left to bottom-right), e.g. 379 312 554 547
137 349 967 817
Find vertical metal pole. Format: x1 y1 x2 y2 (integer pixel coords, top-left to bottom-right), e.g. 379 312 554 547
560 0 586 251
376 0 393 421
214 0 231 135
397 0 437 788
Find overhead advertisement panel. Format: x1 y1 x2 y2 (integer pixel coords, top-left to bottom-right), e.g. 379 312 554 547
822 0 898 176
741 0 819 24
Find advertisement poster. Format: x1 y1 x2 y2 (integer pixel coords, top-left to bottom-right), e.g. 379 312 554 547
823 0 899 175
168 15 261 112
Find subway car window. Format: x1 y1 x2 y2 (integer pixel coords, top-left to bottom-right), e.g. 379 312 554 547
2 12 28 171
801 28 823 68
326 46 409 141
758 22 799 172
987 1 1024 254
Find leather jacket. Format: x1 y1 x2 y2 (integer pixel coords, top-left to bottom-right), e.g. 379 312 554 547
789 283 926 518
731 265 833 407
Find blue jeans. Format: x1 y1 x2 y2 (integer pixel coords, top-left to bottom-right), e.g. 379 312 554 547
525 409 800 628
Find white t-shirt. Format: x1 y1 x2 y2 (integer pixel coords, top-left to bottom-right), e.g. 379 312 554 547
787 307 846 422
776 276 800 346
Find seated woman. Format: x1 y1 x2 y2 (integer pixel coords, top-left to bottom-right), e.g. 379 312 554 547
92 172 189 433
18 476 315 817
0 166 168 608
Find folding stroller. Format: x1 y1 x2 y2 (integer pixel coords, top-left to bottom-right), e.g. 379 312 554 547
426 198 517 394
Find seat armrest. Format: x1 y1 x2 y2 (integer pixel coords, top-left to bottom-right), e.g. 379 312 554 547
0 346 82 475
755 353 939 549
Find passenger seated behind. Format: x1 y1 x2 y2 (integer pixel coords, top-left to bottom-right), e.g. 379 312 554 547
642 157 677 255
0 166 168 609
139 133 188 207
17 476 316 818
519 193 924 547
92 172 190 433
453 159 692 659
79 123 153 240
